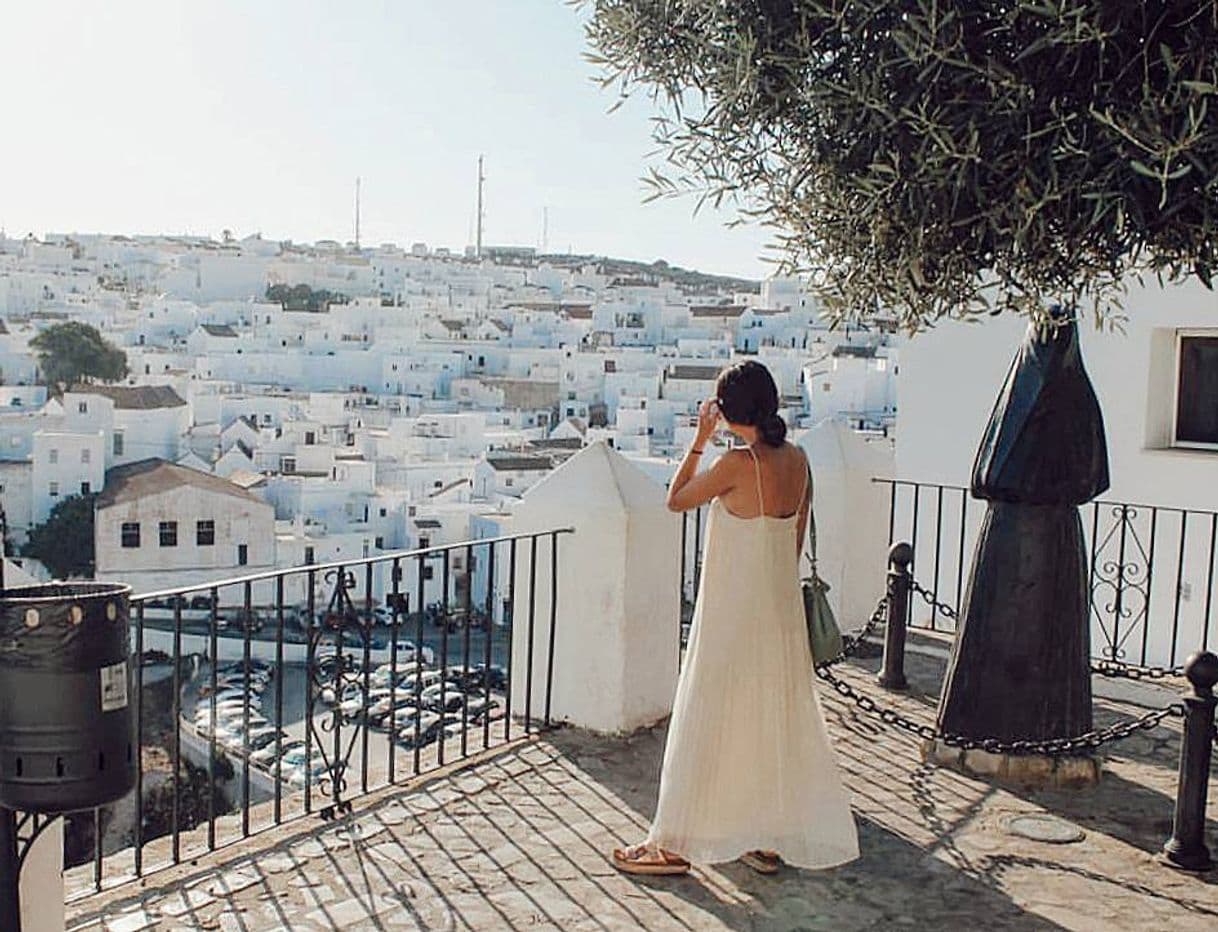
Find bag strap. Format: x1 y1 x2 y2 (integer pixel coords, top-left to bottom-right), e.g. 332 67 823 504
801 454 818 572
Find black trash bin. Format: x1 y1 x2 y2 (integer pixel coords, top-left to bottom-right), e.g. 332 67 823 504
0 583 136 813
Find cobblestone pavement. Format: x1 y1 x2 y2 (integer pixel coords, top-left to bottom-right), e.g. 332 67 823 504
66 645 1218 931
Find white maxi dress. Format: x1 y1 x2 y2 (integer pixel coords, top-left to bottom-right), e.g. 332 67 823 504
645 446 860 868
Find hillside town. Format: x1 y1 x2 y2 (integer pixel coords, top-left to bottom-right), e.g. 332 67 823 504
0 230 898 607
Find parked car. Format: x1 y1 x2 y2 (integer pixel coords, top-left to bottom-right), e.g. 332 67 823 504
464 697 501 721
392 641 436 665
388 705 425 730
320 680 365 706
399 729 437 750
246 728 288 752
371 661 421 687
252 739 303 766
279 746 326 769
287 761 329 790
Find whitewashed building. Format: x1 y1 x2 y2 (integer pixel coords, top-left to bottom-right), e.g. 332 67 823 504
94 459 275 591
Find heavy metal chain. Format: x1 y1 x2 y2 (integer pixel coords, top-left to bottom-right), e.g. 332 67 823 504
908 579 958 623
907 579 1185 679
817 593 1187 756
813 596 886 670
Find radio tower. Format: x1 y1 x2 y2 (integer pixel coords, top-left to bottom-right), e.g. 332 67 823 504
475 155 485 259
354 177 361 251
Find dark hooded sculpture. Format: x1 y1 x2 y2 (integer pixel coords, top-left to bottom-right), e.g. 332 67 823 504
937 312 1110 743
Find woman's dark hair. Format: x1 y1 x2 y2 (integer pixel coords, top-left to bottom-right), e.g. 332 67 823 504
715 360 787 447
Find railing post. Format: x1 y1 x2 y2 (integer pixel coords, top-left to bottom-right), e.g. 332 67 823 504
1163 650 1218 872
878 542 913 691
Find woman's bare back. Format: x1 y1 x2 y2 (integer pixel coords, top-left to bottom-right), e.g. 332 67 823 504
717 441 807 519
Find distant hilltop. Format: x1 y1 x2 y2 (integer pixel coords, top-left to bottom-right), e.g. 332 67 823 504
531 253 759 296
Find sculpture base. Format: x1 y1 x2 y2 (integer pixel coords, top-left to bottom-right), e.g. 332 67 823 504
922 740 1101 789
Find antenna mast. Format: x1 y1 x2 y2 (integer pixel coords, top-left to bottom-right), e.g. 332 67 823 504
475 155 484 259
354 177 361 251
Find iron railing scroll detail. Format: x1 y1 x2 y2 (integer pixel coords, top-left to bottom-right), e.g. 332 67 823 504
39 527 572 904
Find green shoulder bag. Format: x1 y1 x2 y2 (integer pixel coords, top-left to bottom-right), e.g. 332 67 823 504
801 463 843 666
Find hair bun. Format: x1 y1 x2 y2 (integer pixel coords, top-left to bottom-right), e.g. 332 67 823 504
760 412 787 446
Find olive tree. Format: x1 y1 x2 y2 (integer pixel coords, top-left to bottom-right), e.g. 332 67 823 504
582 1 1218 331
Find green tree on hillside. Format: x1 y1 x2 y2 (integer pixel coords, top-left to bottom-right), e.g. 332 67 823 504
22 493 95 579
30 321 127 389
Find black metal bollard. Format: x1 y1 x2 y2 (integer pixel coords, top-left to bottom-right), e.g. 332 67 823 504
1163 650 1218 872
878 542 913 691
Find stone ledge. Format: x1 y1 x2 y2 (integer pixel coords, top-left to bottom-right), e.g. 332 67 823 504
922 739 1102 788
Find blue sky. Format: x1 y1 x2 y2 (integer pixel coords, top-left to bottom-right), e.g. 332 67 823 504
0 1 774 278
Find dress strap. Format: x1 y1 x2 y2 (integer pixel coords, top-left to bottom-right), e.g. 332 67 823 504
744 445 765 515
799 447 811 509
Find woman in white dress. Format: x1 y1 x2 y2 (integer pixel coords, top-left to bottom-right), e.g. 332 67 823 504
612 360 860 876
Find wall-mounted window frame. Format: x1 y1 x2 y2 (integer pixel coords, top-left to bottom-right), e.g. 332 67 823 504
1172 329 1218 451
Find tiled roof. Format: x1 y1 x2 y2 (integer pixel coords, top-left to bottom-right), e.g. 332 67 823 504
689 304 745 318
479 378 558 410
668 364 722 381
201 323 239 337
97 458 265 508
74 384 187 409
832 344 878 358
487 455 553 472
227 469 267 489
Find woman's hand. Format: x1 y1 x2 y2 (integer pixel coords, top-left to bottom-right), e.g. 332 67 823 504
695 397 720 444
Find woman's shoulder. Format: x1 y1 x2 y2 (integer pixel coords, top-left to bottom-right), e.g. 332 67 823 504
782 440 809 466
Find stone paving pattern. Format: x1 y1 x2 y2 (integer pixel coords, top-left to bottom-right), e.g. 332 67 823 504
65 646 1218 931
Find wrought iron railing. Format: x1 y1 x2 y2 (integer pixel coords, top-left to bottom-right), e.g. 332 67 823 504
678 480 1217 670
879 479 1217 670
61 527 571 898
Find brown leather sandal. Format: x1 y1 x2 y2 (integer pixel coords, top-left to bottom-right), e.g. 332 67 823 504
739 850 781 874
611 842 691 876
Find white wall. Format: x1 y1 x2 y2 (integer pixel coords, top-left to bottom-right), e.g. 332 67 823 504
96 483 275 591
509 442 680 734
895 278 1218 665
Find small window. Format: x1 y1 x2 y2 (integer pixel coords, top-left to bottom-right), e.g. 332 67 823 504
281 456 296 474
1174 332 1218 449
305 430 316 445
48 448 58 464
419 536 430 550
77 401 88 414
49 481 59 497
113 432 124 456
159 521 178 547
80 481 90 495
379 507 387 517
304 546 315 565
375 536 384 549
196 520 215 546
237 544 249 566
81 448 90 464
423 565 434 580
505 477 514 487
121 522 140 548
